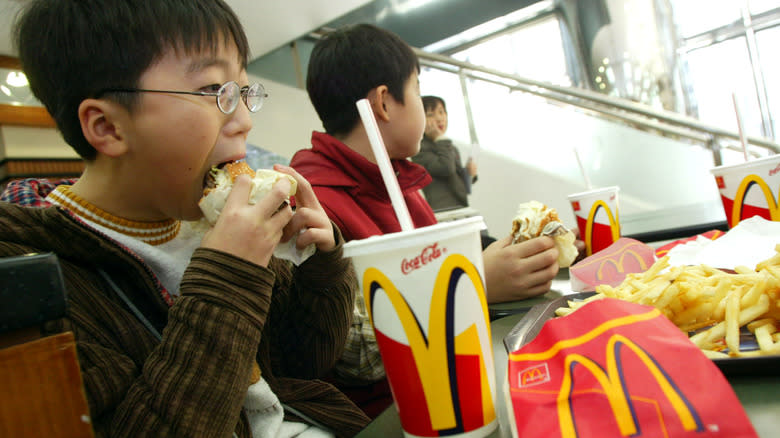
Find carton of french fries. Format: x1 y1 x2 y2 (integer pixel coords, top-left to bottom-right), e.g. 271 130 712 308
556 244 780 358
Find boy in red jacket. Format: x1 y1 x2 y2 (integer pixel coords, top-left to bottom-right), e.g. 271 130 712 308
290 23 562 416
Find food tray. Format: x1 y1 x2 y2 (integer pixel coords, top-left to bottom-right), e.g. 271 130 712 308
503 292 780 377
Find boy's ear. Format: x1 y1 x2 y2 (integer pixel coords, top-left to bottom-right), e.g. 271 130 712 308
78 98 128 157
367 85 391 123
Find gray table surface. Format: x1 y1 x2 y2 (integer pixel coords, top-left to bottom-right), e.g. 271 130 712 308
355 270 780 438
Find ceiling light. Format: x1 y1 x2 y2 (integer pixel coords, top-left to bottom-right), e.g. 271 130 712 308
392 0 434 14
1 85 11 96
6 71 28 87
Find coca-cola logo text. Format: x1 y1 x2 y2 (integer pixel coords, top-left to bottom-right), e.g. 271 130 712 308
769 163 780 177
401 243 443 274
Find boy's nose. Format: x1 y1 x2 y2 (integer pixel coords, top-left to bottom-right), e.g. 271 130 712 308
226 99 253 136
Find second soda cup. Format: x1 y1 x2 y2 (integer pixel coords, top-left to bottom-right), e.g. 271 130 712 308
568 186 621 256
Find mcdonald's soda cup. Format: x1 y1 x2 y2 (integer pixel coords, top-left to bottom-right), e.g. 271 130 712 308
567 186 621 256
710 154 780 228
343 216 497 438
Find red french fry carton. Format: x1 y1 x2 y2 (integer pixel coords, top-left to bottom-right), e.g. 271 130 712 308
507 298 758 438
569 238 656 292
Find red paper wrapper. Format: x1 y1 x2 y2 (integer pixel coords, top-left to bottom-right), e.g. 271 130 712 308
569 238 656 292
507 299 758 438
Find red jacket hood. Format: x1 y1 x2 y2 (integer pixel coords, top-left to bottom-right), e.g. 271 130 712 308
293 131 432 198
290 131 437 241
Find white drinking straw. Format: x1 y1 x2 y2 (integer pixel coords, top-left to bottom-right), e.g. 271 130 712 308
573 147 593 190
732 92 749 162
356 98 414 231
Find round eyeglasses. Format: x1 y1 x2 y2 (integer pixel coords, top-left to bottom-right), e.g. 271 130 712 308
97 81 268 114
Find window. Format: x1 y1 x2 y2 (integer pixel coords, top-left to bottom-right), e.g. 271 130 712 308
671 0 741 38
451 16 572 87
682 37 761 137
749 0 779 15
755 25 780 138
420 11 572 149
452 16 572 86
672 0 780 141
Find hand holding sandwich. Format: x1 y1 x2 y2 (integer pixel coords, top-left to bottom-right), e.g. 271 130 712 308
482 235 560 303
200 163 334 267
201 171 295 267
481 200 586 303
273 164 336 254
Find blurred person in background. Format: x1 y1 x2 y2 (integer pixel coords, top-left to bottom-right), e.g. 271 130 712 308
413 95 477 212
413 95 495 248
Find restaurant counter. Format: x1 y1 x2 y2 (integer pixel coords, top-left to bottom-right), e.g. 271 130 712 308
355 269 780 438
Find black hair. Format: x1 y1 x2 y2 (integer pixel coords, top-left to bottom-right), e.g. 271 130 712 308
422 95 446 113
13 0 250 160
306 23 420 136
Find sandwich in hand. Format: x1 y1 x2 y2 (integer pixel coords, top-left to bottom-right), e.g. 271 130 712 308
199 161 297 225
510 200 578 267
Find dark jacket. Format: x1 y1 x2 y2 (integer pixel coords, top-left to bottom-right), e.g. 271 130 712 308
0 201 369 437
412 135 474 211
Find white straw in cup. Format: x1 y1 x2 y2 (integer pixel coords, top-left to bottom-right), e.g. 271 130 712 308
732 92 749 162
573 147 593 190
356 98 414 231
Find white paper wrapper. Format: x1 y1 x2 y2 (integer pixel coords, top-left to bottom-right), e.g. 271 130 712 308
190 218 316 266
273 232 316 266
667 216 780 269
196 166 313 265
199 169 297 226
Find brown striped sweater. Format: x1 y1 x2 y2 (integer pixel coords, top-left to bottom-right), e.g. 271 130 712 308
0 201 370 437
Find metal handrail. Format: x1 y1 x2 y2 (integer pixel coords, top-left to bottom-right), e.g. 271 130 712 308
414 48 780 155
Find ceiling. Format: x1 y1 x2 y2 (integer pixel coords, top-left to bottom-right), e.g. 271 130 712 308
0 0 537 106
0 0 373 60
245 0 540 87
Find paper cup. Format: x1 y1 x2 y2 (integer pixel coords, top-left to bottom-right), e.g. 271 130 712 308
343 217 497 438
567 186 621 256
710 154 780 228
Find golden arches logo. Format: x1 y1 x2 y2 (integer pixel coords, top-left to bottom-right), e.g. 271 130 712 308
584 200 620 256
558 334 703 437
731 174 780 227
596 250 649 281
522 368 543 385
519 363 550 387
362 253 495 433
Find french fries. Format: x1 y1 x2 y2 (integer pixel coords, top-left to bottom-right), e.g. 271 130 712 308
556 244 780 358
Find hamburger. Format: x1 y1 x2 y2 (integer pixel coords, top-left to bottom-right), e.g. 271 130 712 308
198 161 297 225
510 200 578 267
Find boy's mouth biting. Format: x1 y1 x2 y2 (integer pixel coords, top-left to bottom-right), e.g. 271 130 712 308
202 160 257 197
203 161 230 193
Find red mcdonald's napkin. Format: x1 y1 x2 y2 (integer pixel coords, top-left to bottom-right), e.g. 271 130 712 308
507 299 758 438
569 238 656 292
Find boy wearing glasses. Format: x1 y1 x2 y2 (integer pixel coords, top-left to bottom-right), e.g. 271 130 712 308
1 1 368 437
290 24 561 416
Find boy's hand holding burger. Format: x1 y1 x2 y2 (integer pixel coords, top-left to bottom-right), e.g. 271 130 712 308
200 162 334 267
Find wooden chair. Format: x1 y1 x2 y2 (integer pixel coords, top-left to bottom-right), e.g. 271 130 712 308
0 332 93 437
0 253 94 437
